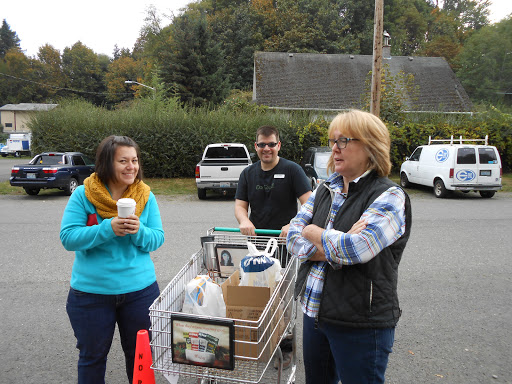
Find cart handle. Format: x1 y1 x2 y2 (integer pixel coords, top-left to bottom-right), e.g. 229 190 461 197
213 227 282 236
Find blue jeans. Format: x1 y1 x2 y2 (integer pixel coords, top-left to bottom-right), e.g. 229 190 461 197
66 281 159 384
302 313 395 384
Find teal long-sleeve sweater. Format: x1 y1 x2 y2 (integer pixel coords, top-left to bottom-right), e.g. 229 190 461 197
60 185 165 295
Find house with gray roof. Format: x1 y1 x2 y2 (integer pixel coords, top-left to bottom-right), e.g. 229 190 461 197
0 103 58 133
253 50 472 113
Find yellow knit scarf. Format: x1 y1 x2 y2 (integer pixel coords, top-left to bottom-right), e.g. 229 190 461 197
84 172 151 219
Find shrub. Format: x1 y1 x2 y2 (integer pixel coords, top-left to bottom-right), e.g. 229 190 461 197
28 99 512 177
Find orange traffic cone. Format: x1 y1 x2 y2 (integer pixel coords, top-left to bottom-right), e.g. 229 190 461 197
132 329 156 384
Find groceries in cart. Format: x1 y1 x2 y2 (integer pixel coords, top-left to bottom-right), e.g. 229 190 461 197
183 330 219 364
150 228 298 382
240 238 282 290
182 275 227 317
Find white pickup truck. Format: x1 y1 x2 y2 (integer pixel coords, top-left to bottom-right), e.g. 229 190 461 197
195 143 252 199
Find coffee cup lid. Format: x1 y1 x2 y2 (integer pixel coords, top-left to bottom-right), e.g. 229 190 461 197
117 198 136 207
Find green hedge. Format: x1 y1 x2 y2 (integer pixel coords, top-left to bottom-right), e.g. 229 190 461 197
29 99 512 177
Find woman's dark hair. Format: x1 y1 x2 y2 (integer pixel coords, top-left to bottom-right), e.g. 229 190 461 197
95 135 143 184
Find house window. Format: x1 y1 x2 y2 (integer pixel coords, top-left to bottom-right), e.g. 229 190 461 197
5 123 12 127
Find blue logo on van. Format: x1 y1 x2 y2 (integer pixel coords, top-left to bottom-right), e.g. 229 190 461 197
435 149 449 162
456 170 476 182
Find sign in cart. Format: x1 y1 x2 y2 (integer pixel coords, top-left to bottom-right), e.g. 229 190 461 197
171 313 235 370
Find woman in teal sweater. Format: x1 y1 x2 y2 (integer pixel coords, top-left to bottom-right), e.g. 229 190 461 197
60 135 164 384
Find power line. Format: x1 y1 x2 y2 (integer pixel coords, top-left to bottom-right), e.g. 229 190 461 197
0 71 133 96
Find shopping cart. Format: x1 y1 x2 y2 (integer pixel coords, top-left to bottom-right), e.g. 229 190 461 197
149 227 298 384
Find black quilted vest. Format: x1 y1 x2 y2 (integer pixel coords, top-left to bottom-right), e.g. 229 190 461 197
295 171 412 328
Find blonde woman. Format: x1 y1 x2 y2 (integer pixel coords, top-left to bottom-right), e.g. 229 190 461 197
287 110 412 384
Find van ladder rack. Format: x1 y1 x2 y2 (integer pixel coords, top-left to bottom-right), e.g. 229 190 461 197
428 135 488 146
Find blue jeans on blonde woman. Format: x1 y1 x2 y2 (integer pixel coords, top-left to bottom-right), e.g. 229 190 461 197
302 313 395 384
66 281 159 384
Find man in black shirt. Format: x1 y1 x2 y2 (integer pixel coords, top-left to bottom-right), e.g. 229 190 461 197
235 125 311 237
235 125 311 369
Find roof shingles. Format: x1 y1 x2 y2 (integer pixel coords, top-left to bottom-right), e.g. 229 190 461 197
254 52 472 112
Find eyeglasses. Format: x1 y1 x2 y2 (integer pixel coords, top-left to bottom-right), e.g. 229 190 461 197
256 142 278 148
328 137 359 150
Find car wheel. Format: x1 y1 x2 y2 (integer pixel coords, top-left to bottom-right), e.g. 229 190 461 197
65 178 79 196
197 188 207 200
24 187 40 195
400 172 411 188
434 179 448 198
480 191 495 198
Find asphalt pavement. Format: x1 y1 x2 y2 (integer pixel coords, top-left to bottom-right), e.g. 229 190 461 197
0 158 20 182
0 188 511 384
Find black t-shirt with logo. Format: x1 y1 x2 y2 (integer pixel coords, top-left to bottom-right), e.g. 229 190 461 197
235 158 311 230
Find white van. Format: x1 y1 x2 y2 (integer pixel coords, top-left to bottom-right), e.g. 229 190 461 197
400 136 502 198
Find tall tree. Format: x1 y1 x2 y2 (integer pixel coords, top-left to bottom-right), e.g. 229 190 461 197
61 42 107 104
384 0 431 56
455 17 512 101
208 3 266 89
105 56 140 103
0 19 21 58
159 11 229 106
0 49 36 104
35 44 66 100
443 0 490 31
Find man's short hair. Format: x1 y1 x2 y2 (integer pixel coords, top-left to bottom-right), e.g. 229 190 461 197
256 125 280 142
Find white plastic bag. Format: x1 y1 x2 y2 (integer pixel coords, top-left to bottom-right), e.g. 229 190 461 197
240 238 282 291
182 275 226 318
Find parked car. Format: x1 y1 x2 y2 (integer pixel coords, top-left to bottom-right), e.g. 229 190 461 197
10 152 95 195
300 146 331 189
195 143 252 199
400 136 502 198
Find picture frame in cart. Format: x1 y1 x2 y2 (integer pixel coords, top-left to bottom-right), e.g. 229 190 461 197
171 313 235 370
215 244 248 277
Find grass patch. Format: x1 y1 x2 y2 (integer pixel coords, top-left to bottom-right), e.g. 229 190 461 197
1 175 510 196
502 173 512 192
0 178 197 196
0 182 25 195
145 178 196 195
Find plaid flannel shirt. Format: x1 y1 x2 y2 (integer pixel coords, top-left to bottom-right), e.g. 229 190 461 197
287 172 407 318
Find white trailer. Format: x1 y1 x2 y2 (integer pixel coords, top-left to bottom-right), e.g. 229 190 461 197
0 133 31 157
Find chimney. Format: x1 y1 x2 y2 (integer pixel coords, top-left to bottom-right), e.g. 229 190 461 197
383 31 391 59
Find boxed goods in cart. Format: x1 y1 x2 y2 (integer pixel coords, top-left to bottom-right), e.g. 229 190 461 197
149 227 297 384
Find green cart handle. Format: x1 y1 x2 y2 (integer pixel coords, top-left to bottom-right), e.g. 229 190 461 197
213 227 282 236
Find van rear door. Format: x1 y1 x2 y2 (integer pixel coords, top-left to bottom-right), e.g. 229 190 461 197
453 147 478 188
477 147 502 185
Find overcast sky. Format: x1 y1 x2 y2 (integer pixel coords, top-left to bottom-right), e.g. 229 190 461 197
1 0 511 58
1 0 192 57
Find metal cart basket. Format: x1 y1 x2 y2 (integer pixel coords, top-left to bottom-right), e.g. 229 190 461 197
149 227 298 384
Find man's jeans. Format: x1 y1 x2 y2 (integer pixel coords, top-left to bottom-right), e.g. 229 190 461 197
302 313 395 384
66 281 159 384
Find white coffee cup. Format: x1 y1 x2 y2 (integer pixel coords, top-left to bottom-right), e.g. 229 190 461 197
116 198 136 218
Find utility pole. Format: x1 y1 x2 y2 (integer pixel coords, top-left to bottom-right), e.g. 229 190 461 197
370 0 384 117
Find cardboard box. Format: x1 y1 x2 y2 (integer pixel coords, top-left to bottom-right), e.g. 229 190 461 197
221 269 270 321
221 270 281 360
